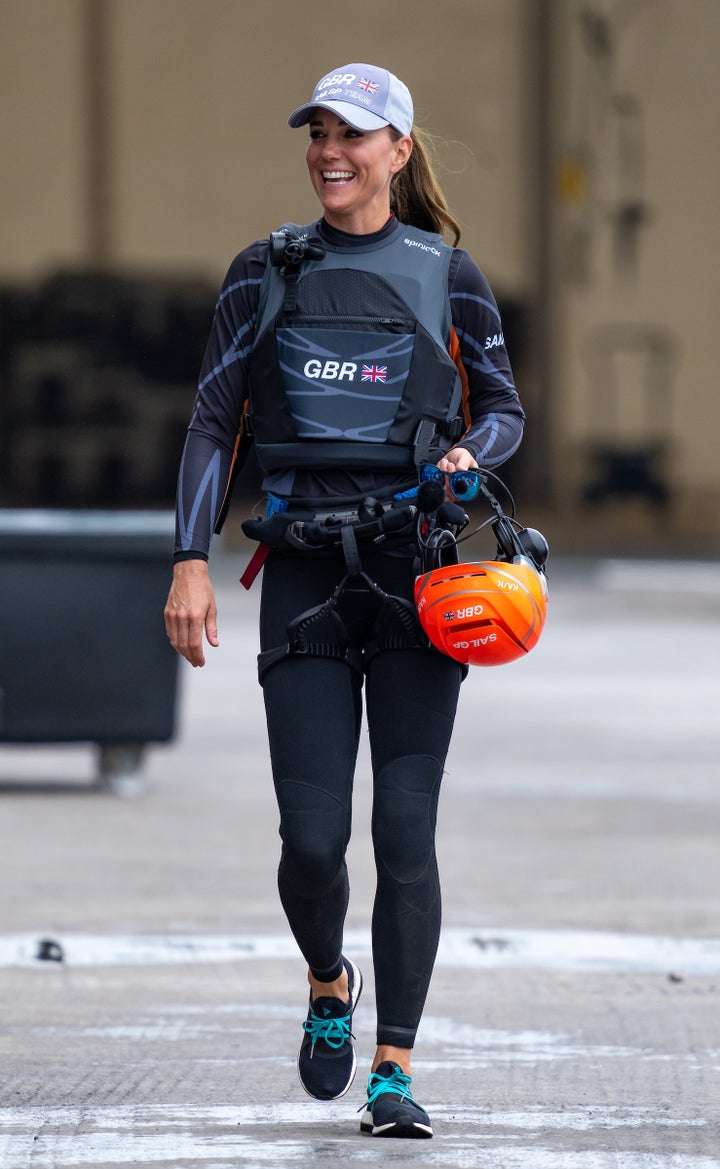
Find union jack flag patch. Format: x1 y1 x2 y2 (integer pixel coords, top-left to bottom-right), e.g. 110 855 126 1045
361 364 388 383
357 77 380 95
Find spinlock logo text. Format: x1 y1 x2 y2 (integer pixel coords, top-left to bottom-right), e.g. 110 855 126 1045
404 238 442 257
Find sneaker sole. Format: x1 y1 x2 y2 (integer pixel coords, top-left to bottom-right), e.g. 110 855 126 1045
360 1110 433 1139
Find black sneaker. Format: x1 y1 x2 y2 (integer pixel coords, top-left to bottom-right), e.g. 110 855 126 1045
297 956 363 1100
360 1061 433 1138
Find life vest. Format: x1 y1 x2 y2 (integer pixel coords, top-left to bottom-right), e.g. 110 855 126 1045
247 221 466 476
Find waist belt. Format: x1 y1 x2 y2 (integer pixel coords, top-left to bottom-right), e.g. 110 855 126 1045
239 495 417 589
242 495 417 555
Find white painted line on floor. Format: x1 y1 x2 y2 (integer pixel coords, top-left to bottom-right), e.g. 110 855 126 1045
1 927 718 974
0 1103 713 1168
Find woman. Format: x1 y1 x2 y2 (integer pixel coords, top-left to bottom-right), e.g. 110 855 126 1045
165 62 525 1139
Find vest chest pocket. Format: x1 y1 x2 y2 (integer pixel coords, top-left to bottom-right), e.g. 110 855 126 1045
276 322 415 443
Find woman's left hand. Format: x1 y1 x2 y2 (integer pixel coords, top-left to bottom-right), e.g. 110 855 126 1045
437 446 477 473
436 447 478 499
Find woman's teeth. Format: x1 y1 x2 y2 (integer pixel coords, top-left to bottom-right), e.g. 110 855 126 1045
323 171 355 183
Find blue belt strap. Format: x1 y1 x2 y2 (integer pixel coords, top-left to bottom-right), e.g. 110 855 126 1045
266 492 289 518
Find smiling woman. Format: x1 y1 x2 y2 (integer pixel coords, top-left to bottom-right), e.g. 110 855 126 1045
164 60 526 1141
304 112 412 235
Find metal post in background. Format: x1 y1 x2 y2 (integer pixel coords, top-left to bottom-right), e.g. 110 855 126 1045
523 0 556 505
83 0 113 266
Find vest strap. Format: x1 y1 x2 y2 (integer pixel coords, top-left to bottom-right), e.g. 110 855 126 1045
340 523 363 576
239 543 271 590
413 419 437 467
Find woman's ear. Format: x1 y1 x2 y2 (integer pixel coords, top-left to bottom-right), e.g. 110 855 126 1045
391 134 413 173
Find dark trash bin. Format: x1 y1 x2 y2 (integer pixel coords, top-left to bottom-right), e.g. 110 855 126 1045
0 510 179 793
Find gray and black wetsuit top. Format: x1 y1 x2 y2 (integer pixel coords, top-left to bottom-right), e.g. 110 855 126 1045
174 215 525 560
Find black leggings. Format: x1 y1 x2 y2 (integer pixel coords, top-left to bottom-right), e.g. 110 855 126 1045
259 547 463 1049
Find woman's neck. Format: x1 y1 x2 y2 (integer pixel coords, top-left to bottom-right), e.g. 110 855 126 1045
319 214 396 246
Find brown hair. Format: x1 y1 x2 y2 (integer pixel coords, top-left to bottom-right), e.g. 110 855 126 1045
390 125 461 247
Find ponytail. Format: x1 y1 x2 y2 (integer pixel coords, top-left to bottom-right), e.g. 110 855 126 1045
390 125 461 247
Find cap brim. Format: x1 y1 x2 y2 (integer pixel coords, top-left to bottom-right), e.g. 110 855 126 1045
288 100 391 133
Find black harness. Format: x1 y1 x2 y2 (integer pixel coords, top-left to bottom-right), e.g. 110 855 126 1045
250 499 433 684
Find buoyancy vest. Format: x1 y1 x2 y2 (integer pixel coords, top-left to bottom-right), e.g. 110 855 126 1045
247 220 466 476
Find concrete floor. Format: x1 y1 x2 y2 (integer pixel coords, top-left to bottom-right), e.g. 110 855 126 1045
0 552 718 1167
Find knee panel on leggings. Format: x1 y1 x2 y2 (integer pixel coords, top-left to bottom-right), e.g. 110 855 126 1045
275 778 352 898
371 755 442 884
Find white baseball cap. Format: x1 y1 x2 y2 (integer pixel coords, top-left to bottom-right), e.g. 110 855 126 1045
288 63 413 136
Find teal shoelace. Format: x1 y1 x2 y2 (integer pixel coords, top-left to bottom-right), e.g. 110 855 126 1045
366 1066 414 1106
302 1007 351 1050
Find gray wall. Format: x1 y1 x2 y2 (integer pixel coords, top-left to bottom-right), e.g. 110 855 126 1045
548 0 720 543
1 0 533 287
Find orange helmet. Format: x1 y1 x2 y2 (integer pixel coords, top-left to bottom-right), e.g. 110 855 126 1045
414 557 548 667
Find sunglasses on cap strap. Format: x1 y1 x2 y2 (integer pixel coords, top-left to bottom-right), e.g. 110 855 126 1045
420 463 486 501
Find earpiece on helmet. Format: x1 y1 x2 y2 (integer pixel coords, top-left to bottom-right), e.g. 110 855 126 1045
423 525 459 569
492 515 522 563
515 526 549 570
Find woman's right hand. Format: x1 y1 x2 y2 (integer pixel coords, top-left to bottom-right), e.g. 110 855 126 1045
164 559 219 667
